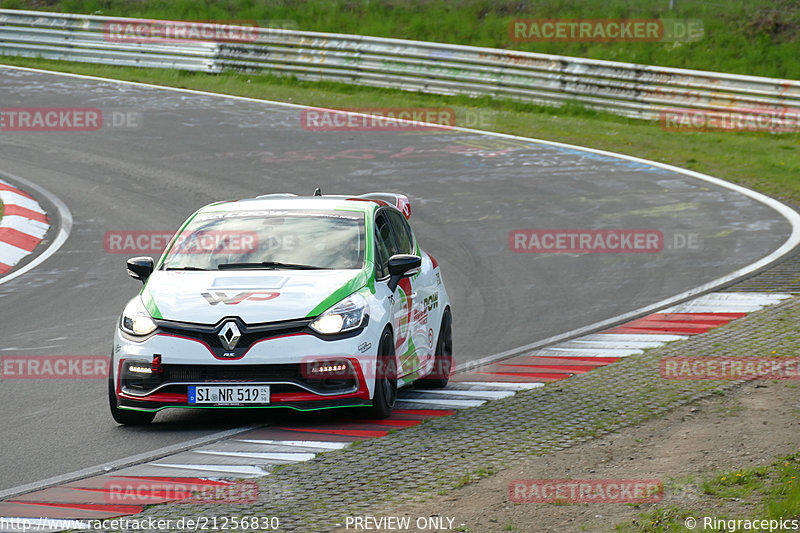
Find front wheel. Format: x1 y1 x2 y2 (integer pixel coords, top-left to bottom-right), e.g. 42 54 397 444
108 376 155 425
364 328 397 419
414 309 452 389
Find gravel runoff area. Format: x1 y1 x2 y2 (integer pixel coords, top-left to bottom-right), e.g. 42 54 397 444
103 265 800 532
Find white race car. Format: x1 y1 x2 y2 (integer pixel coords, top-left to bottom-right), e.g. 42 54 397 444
109 192 452 424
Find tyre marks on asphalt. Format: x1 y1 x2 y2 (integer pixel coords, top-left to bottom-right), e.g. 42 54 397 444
0 178 50 276
0 292 792 530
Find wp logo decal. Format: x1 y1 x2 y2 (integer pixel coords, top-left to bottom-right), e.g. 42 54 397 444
202 291 280 305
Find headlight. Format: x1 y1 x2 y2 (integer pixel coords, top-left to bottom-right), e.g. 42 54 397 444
309 292 368 335
120 297 157 336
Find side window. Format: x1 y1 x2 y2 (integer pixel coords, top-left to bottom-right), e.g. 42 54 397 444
385 209 414 255
374 212 396 279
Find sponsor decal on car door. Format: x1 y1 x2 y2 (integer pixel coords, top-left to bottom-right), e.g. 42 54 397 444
413 265 438 371
393 276 416 376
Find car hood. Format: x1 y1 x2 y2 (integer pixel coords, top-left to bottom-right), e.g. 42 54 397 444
140 269 366 324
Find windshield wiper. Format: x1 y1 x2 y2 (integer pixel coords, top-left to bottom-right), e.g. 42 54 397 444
217 261 326 270
164 266 209 271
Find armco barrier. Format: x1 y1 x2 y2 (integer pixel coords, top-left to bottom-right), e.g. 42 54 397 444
2 9 800 123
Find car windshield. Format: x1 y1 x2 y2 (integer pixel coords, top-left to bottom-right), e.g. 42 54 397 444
161 209 365 271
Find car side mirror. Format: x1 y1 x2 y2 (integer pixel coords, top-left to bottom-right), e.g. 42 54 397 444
126 256 154 283
387 254 421 292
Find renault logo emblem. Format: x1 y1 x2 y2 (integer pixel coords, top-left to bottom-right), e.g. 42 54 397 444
218 321 241 350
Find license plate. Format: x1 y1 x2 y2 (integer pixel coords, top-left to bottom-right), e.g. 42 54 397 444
188 385 270 405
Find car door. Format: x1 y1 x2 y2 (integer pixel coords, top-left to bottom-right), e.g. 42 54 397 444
375 210 418 378
383 209 433 376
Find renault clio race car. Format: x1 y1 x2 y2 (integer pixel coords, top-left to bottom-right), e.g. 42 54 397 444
109 192 452 424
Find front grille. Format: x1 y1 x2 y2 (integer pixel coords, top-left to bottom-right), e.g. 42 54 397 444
161 364 301 381
155 317 313 359
121 361 357 395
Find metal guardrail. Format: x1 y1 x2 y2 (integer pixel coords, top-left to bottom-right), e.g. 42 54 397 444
2 9 800 123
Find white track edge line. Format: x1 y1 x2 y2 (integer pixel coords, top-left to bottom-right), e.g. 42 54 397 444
0 425 259 501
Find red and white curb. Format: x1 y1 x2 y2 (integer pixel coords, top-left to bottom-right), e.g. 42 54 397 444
455 292 792 382
0 292 792 530
0 178 50 276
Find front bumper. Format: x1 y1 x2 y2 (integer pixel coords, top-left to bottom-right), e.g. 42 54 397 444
111 319 378 412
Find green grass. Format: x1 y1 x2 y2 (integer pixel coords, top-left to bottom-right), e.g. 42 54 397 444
763 456 800 520
617 453 800 532
617 505 697 533
2 3 800 206
5 55 798 204
4 0 800 79
445 464 497 490
701 467 770 500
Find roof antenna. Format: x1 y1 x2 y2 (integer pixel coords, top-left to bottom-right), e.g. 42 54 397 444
313 188 322 196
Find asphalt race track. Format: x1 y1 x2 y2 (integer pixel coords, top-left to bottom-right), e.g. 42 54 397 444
0 66 793 491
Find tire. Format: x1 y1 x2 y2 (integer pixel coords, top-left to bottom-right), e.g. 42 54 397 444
108 375 155 426
364 328 397 419
414 308 452 389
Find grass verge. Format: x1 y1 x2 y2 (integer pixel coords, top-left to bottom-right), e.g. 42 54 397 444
1 55 799 204
5 0 800 79
617 453 800 532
